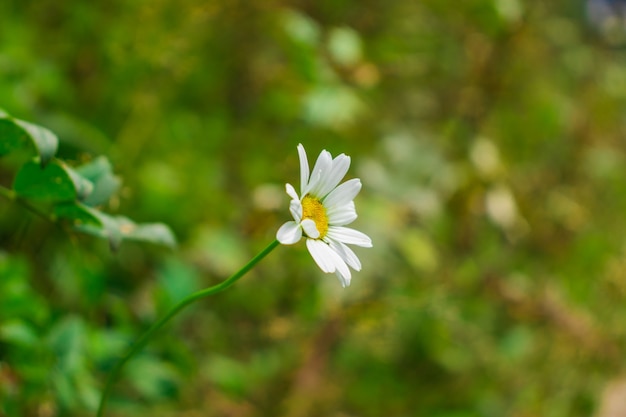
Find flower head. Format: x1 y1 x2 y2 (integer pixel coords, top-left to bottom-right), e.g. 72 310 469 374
276 144 372 287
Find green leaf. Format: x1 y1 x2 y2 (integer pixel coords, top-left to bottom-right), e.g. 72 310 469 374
65 165 96 201
54 202 103 227
0 119 28 156
47 316 87 373
121 220 177 249
327 27 362 66
0 319 39 347
125 356 179 400
157 259 199 307
303 85 364 129
73 212 176 251
13 159 94 202
73 211 122 251
282 9 320 46
69 210 131 252
75 156 121 206
0 113 58 165
52 371 77 409
205 355 248 397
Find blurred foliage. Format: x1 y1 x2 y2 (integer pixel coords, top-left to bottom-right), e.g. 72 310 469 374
2 0 626 416
0 110 176 252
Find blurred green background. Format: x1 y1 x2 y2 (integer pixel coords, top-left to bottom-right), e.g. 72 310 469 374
2 0 626 416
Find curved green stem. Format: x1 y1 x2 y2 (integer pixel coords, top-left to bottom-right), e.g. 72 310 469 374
97 239 280 417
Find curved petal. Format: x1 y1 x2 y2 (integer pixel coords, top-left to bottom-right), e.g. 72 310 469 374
306 238 336 273
316 154 351 198
301 218 320 238
327 202 357 226
326 226 372 247
323 178 361 209
305 150 332 196
286 183 299 201
328 240 361 271
289 199 303 222
332 254 351 287
306 239 351 284
335 270 351 288
311 150 332 177
297 144 309 195
276 221 302 245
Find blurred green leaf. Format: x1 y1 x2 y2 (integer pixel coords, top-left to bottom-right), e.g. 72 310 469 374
190 227 246 276
53 371 78 409
303 85 363 128
74 212 176 251
157 258 199 307
396 229 439 273
498 326 533 360
74 369 100 411
89 330 128 364
125 356 179 400
0 118 28 156
75 156 122 206
0 254 48 324
13 159 93 202
47 317 87 373
46 317 100 411
0 113 58 165
73 211 122 251
0 319 39 347
122 221 177 248
204 355 247 398
327 27 362 66
54 201 103 227
282 9 320 46
14 119 59 166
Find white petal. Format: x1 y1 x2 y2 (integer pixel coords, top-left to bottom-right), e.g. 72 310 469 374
328 240 361 271
276 221 302 245
289 199 302 222
334 259 351 286
305 150 332 196
323 178 361 209
306 239 336 273
316 154 351 198
306 239 351 284
286 183 299 201
297 144 309 195
326 200 355 217
301 219 320 239
329 247 351 286
326 226 372 247
328 211 357 227
311 150 333 177
305 170 322 197
327 202 357 226
335 271 351 287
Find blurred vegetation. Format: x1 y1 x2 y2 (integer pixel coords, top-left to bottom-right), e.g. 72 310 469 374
2 0 626 416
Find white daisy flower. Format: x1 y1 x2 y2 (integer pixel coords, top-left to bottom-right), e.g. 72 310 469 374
276 144 372 287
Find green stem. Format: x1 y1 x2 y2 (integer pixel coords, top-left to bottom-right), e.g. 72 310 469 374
96 239 280 417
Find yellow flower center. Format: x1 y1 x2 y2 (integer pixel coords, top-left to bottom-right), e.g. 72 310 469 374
301 194 329 238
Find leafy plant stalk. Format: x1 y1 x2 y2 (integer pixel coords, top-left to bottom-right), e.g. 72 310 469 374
96 239 280 417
